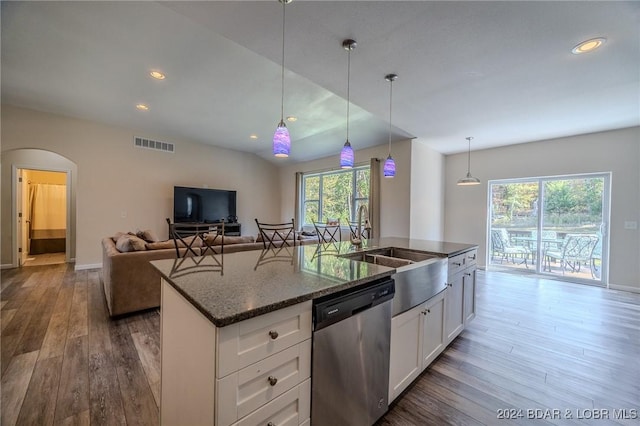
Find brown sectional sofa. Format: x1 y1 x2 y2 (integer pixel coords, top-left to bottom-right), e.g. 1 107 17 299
102 232 317 317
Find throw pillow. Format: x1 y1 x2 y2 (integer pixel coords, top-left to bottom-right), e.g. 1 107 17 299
115 234 147 252
112 231 126 243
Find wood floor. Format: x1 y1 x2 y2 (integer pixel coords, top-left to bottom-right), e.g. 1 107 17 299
1 265 638 425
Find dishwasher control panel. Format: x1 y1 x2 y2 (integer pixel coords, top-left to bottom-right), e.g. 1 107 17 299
312 278 395 331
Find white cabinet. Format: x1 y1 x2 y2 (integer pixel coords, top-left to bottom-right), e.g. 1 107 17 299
444 248 477 344
388 290 445 403
444 271 464 344
161 280 312 426
421 290 446 367
463 268 476 324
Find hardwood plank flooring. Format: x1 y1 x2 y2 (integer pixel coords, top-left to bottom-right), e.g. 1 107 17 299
1 265 638 425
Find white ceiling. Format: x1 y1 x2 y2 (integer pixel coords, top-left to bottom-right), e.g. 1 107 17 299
2 1 638 165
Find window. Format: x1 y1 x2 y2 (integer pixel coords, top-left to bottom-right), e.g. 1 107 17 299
301 166 370 226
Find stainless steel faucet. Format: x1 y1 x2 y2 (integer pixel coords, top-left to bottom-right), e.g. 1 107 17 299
351 204 371 246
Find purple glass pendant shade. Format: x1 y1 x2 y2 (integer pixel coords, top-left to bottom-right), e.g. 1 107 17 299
383 155 396 178
273 120 290 157
340 141 354 168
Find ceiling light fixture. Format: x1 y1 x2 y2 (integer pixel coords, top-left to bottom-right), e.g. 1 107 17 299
572 37 606 54
273 0 292 158
250 134 258 140
286 116 297 122
383 73 398 178
457 136 481 186
136 103 149 111
149 70 166 80
340 39 357 169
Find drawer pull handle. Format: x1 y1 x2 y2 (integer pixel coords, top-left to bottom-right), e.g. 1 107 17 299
268 330 279 340
267 423 276 426
468 254 476 260
464 272 472 276
268 376 278 386
447 283 453 287
453 262 461 266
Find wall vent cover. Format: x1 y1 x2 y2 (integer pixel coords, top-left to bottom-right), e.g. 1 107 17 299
134 136 175 153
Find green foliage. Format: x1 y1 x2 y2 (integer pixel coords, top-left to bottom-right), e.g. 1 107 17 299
491 177 604 228
302 167 370 225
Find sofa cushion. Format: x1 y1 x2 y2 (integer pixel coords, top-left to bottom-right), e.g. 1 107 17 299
146 235 202 250
204 235 255 246
136 229 160 243
115 234 147 252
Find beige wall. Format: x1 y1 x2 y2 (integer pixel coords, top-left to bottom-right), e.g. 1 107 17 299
1 105 280 268
410 139 445 240
444 127 640 291
278 140 413 238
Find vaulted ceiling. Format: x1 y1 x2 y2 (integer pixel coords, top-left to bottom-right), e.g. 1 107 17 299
2 1 638 164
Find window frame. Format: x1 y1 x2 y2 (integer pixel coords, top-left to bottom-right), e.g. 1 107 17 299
300 165 370 227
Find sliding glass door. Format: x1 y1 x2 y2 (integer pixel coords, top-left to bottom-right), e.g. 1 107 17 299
488 173 609 285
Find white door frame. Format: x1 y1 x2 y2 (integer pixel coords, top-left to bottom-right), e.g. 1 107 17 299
12 165 72 268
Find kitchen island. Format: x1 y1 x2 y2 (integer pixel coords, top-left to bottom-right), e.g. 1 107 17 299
152 238 477 426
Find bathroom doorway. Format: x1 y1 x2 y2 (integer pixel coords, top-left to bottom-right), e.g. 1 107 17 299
18 168 68 267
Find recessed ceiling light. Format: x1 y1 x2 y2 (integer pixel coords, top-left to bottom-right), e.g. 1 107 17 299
572 37 606 54
250 134 258 140
149 70 166 80
286 116 297 122
136 104 149 111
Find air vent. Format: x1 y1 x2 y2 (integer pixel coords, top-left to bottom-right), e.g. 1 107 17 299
134 136 175 153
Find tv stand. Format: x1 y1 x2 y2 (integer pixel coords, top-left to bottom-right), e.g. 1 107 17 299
169 222 241 237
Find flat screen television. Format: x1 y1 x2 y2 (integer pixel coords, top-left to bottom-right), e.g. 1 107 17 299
173 186 237 224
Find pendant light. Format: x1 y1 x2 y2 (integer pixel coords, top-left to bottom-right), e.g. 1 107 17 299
457 136 481 186
383 73 398 178
340 39 357 169
273 0 291 158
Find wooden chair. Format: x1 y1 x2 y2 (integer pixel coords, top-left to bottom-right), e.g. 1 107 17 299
313 218 341 244
166 218 224 258
255 218 297 250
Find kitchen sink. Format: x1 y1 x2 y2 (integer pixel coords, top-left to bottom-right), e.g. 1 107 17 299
339 247 447 316
339 247 438 267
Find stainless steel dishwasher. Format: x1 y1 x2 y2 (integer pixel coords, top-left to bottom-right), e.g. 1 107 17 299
311 278 395 426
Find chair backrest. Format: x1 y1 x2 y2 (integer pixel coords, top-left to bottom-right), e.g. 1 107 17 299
348 220 370 240
166 217 223 258
531 229 558 240
491 229 506 252
313 219 342 243
561 234 599 261
255 218 296 249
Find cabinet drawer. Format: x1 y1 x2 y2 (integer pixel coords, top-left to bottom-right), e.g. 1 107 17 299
448 249 478 275
218 301 312 378
463 248 478 268
448 253 466 276
217 340 311 426
231 378 311 426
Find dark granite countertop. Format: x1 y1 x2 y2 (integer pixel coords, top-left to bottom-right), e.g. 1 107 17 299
151 238 477 327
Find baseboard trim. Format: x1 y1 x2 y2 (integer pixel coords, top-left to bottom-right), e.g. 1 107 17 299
75 263 102 271
608 283 640 294
1 263 15 270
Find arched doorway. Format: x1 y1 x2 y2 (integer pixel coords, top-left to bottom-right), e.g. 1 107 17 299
1 149 77 269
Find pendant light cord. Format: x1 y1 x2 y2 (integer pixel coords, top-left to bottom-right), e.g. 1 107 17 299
280 0 286 120
346 47 351 141
388 78 393 155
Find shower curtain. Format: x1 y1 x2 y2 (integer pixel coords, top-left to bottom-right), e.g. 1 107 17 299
28 183 66 254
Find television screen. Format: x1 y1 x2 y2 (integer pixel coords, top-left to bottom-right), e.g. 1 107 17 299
173 186 237 223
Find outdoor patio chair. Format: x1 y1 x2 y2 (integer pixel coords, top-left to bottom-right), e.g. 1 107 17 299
543 234 599 275
491 228 530 268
